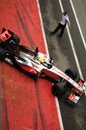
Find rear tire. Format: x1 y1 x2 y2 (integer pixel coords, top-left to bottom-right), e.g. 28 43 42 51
0 48 8 60
12 34 20 45
7 34 20 51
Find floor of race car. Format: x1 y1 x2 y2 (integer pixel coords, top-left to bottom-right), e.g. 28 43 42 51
0 0 62 130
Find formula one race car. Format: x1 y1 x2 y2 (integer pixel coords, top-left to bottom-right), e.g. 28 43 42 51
0 28 86 107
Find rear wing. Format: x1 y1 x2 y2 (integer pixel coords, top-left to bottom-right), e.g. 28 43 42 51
0 28 13 42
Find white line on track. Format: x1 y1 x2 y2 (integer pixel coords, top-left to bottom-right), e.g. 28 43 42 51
37 0 64 130
36 0 49 56
69 0 86 97
69 0 86 51
58 0 84 80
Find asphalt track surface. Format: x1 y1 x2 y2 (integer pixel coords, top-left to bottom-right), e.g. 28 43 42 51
38 0 86 130
0 0 62 130
0 0 86 130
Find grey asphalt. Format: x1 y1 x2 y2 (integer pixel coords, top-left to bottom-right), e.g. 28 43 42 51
38 0 86 130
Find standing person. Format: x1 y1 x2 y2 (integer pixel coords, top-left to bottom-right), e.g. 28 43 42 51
51 11 70 37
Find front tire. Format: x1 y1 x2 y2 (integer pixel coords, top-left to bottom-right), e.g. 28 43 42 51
65 68 77 80
52 79 66 97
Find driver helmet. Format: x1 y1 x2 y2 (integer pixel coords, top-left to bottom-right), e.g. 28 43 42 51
38 57 44 63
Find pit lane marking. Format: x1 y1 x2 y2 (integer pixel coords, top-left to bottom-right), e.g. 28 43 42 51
58 0 84 81
69 0 86 51
37 0 64 129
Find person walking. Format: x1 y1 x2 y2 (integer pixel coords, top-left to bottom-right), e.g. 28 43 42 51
51 11 70 37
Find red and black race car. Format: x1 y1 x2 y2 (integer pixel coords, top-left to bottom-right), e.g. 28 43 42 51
0 28 86 107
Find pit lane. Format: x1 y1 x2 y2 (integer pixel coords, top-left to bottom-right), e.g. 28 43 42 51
38 0 86 130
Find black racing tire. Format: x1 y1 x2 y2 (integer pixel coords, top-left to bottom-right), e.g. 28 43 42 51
0 48 8 60
0 54 5 60
52 79 66 97
65 68 77 80
12 34 20 45
7 34 20 51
